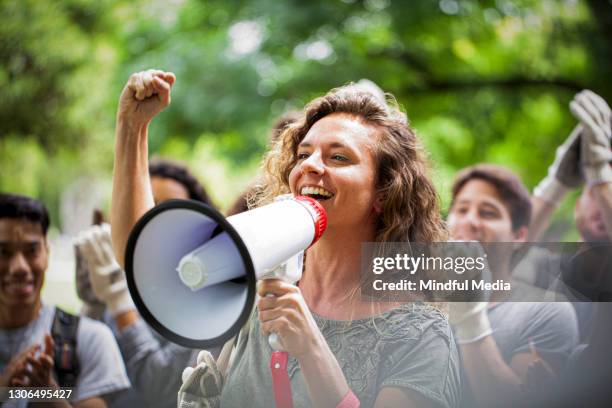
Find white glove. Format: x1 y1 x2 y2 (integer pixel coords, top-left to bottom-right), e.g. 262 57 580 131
533 125 583 204
74 223 135 316
449 301 492 344
178 350 223 408
447 241 493 344
74 244 107 319
570 89 612 185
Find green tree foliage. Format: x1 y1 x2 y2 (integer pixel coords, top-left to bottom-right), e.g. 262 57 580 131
0 0 119 221
1 0 610 238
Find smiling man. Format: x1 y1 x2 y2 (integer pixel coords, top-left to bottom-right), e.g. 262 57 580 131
0 193 129 408
446 164 578 407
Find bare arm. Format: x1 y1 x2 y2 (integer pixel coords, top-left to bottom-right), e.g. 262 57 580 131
459 337 523 406
257 280 351 407
110 69 175 266
450 301 563 407
296 343 350 407
592 182 612 240
528 196 558 241
460 335 562 407
111 118 154 267
530 124 583 241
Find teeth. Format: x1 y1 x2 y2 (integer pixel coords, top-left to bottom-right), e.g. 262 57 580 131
300 186 333 197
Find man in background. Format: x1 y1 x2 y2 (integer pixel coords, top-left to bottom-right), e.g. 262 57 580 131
0 193 130 407
446 164 578 407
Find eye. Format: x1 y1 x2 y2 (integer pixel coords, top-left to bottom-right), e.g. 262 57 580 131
0 246 10 258
24 243 40 257
297 152 310 160
454 207 468 215
331 154 348 162
480 210 498 219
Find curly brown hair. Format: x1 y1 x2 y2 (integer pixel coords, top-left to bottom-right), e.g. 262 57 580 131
251 84 446 243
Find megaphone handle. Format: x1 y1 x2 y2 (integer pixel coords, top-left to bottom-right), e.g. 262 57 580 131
270 351 293 408
264 292 285 351
268 332 284 351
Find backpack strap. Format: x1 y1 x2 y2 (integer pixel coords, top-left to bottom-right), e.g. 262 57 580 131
51 307 80 388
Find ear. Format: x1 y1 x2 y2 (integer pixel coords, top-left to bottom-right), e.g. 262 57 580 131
513 226 528 243
372 193 385 214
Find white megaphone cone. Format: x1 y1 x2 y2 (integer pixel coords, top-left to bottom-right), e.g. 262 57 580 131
124 195 326 349
175 195 324 292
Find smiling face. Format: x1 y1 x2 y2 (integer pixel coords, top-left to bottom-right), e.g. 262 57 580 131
448 179 527 243
288 113 381 230
0 218 48 311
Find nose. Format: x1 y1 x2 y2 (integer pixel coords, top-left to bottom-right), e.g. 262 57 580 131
451 208 482 238
8 251 31 277
300 151 325 175
465 208 480 225
464 209 483 231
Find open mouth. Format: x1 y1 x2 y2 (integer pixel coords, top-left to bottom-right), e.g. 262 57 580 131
300 186 334 201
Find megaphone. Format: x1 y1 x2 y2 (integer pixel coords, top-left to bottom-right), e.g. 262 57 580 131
124 195 327 349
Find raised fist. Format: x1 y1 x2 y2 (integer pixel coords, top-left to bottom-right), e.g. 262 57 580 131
117 69 176 129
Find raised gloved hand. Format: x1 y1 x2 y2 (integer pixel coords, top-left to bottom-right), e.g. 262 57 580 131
447 241 493 344
74 223 134 316
74 244 107 319
570 89 612 185
533 125 583 204
178 350 223 408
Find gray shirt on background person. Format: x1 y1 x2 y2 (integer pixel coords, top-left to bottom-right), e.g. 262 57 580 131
0 304 130 408
98 311 200 408
459 299 579 407
512 245 598 342
222 302 461 408
488 301 579 369
114 318 198 408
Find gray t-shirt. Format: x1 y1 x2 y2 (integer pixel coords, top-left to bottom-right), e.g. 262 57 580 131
488 301 579 369
115 318 198 408
459 300 579 407
222 302 460 408
0 304 130 407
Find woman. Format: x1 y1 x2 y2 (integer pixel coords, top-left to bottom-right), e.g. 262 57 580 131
111 70 460 408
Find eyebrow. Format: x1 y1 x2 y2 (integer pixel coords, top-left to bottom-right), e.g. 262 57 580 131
298 141 350 149
0 240 42 245
454 199 503 211
454 199 471 206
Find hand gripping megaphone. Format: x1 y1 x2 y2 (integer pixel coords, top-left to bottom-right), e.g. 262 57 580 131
124 195 327 349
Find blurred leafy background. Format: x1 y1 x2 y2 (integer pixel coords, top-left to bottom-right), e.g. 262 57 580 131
1 0 611 307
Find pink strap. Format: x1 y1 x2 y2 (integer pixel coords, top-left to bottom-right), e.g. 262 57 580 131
270 351 293 408
337 390 360 408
